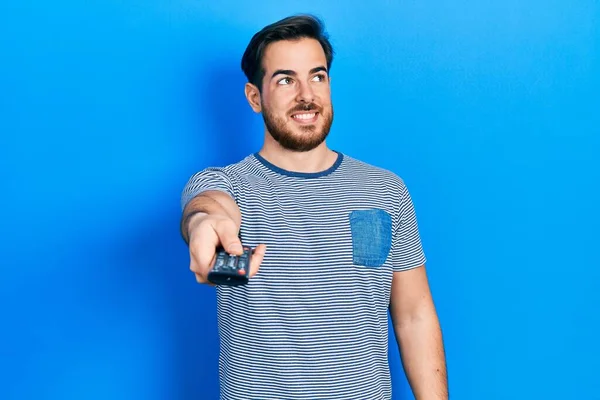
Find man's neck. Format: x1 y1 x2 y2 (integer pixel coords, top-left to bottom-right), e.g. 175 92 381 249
258 141 338 174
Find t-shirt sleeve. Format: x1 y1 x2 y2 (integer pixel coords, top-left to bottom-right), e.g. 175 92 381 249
180 167 236 211
390 183 427 272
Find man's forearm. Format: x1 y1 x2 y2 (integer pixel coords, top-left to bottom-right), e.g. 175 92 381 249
180 191 240 244
394 311 448 399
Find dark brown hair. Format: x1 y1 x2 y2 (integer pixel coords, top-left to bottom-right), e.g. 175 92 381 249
241 14 334 91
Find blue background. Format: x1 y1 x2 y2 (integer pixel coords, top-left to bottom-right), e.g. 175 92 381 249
1 1 599 399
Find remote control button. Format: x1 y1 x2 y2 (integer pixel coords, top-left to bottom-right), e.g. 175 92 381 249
237 269 246 275
227 256 238 269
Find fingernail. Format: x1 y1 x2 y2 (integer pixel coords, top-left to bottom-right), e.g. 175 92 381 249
230 243 242 253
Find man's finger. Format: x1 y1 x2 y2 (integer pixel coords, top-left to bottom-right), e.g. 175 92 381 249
215 219 244 255
189 223 220 276
249 244 267 277
194 271 206 284
190 257 208 283
194 272 215 287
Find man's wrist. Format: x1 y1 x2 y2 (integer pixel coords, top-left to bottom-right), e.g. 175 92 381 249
181 211 208 244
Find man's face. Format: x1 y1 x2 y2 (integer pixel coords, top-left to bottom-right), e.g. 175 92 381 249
258 38 333 152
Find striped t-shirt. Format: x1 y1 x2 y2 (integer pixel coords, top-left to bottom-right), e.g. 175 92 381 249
181 151 426 400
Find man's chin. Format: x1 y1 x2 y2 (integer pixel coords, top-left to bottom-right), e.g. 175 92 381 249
277 132 329 152
280 142 324 152
263 111 332 152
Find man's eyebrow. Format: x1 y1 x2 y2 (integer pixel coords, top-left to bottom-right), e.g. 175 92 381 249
271 66 328 79
271 69 296 79
310 66 328 74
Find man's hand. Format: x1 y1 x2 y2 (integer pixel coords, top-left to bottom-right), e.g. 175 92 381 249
187 213 266 284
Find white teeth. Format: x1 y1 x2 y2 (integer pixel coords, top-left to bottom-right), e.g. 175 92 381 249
293 113 316 120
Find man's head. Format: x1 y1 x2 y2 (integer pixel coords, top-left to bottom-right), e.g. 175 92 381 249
241 15 335 152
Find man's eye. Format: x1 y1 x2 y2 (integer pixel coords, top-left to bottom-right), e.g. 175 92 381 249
312 74 326 82
278 77 293 85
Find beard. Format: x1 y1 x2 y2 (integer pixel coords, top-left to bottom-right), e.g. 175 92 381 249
262 101 334 152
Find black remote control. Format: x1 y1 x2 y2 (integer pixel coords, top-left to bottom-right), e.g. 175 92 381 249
207 246 252 286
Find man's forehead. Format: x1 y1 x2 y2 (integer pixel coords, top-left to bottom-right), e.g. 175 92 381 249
262 38 327 71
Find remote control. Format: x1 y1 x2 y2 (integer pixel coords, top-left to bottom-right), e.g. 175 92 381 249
207 246 252 286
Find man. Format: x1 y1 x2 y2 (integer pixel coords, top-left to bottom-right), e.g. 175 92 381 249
180 14 448 400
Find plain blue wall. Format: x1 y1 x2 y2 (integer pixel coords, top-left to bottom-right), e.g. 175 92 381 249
2 1 599 399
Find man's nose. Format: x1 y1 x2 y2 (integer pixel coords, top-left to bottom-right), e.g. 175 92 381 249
296 81 315 103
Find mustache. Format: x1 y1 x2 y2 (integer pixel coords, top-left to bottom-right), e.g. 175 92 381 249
288 103 321 114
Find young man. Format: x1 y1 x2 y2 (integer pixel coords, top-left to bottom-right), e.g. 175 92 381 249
180 14 448 400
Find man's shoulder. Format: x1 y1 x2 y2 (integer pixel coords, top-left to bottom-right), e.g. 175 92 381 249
341 153 407 188
191 153 258 176
218 153 257 170
180 154 260 209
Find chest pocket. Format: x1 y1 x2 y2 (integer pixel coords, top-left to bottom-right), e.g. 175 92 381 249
349 208 393 267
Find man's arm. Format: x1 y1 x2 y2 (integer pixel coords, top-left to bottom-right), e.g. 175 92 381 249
180 190 242 245
180 190 267 284
389 265 448 400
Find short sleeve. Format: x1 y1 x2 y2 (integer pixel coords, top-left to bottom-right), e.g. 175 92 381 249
390 184 427 271
180 167 236 211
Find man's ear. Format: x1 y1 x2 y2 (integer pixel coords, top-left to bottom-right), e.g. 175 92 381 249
245 82 262 113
